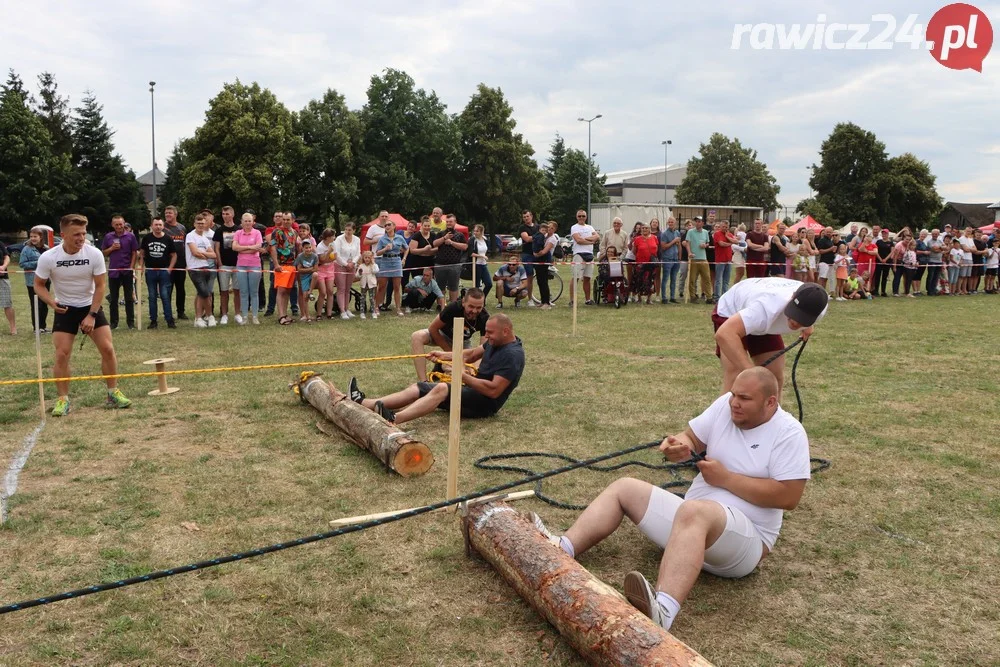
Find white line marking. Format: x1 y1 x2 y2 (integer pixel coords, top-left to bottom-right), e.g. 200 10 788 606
0 420 46 524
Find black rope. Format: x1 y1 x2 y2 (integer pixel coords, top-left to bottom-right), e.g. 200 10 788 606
0 438 666 616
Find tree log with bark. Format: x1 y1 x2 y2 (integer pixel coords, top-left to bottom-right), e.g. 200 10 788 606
296 373 433 477
463 501 713 666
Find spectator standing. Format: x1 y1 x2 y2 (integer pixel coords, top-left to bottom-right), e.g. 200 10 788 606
957 227 976 295
408 218 439 287
814 227 837 294
659 217 682 303
913 230 930 295
518 210 539 305
375 220 408 317
264 211 283 316
268 212 299 325
294 240 319 322
984 238 999 293
804 228 819 283
470 224 493 295
139 218 177 329
356 251 379 319
971 229 988 294
185 213 218 327
873 229 894 297
570 210 600 305
19 227 50 333
101 215 139 330
365 210 389 251
162 205 189 320
232 212 264 324
678 220 692 299
433 214 468 302
333 223 361 319
649 218 663 299
213 206 241 324
833 244 850 300
925 229 945 296
315 228 338 320
711 222 735 301
401 219 422 284
744 219 770 279
768 223 791 277
948 238 963 295
0 238 14 334
600 218 628 260
684 217 713 303
632 223 659 304
902 240 918 297
532 221 559 309
890 228 912 296
428 207 446 233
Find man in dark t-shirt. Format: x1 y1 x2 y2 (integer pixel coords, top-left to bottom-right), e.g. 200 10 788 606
409 288 489 381
745 219 770 279
518 210 539 303
351 313 525 424
139 218 177 328
162 205 188 319
814 227 836 294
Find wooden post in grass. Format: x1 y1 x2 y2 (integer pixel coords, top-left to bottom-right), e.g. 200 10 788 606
135 269 142 331
298 374 433 477
463 502 714 666
33 295 45 418
572 274 578 336
446 317 463 499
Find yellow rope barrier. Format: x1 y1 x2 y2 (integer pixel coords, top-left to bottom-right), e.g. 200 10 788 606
0 354 477 387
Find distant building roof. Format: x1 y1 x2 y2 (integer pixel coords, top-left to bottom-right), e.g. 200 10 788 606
602 165 682 185
989 201 1000 210
942 202 995 228
136 167 167 186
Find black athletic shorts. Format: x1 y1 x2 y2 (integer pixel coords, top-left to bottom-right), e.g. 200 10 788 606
52 305 109 335
416 381 498 418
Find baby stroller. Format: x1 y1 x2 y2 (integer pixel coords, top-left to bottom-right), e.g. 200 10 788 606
597 257 628 308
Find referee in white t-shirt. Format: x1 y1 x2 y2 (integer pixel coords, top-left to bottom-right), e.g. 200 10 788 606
712 277 828 398
533 367 811 631
33 214 132 417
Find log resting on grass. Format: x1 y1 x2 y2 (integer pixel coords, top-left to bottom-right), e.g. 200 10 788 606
463 502 713 666
298 374 433 477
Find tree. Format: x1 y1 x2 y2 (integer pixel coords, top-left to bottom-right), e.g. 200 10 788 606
158 139 191 216
0 88 72 233
675 133 780 210
70 92 149 232
809 122 888 226
453 84 546 233
180 80 305 219
549 148 608 226
2 69 32 106
291 89 362 228
876 153 943 230
34 72 74 158
543 133 566 193
795 197 839 229
356 69 461 217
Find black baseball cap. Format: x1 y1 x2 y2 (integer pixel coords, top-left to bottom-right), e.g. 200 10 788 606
784 283 828 327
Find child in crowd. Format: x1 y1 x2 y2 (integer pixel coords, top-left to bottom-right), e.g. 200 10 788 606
294 239 319 322
356 250 379 319
792 244 809 280
902 239 918 298
985 238 999 294
948 238 963 296
833 244 850 301
844 267 868 300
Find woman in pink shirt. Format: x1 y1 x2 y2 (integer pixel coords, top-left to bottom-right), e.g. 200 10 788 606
231 212 264 324
315 229 338 319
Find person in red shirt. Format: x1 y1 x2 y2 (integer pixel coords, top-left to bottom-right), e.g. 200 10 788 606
712 222 736 300
631 223 660 304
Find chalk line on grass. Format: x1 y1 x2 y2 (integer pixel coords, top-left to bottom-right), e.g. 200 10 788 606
0 420 46 524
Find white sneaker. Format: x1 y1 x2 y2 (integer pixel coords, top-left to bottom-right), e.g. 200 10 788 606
194 317 208 328
341 312 350 320
836 297 847 301
624 571 672 631
220 314 229 325
346 310 355 318
234 314 244 325
360 312 367 320
207 315 217 327
252 316 260 325
525 300 536 308
372 311 379 319
404 307 412 314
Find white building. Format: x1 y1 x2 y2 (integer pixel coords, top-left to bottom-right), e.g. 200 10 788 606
602 165 687 205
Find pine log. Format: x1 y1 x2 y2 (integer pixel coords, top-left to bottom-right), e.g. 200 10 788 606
298 374 433 476
463 502 713 666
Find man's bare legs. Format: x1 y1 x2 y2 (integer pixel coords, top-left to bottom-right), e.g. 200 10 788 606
360 382 449 425
654 500 727 604
563 478 654 555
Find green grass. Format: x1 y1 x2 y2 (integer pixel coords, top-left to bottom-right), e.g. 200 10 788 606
0 275 998 666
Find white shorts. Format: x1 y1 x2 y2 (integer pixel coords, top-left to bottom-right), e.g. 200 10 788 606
817 263 832 279
732 252 746 267
807 256 816 269
636 486 764 578
572 254 595 279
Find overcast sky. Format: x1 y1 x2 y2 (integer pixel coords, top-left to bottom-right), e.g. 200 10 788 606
3 0 997 210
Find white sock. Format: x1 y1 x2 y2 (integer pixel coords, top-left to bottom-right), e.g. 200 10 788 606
655 591 681 630
559 535 575 558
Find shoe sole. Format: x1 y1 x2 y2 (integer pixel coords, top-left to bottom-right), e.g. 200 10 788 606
623 571 654 618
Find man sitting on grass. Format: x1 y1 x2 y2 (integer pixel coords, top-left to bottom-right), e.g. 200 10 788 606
349 313 524 425
533 367 811 632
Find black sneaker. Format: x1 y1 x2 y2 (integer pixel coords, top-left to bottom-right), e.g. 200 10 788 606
669 299 680 304
148 320 158 329
167 320 176 329
584 299 595 305
374 400 395 423
705 298 715 305
177 313 189 320
348 377 365 404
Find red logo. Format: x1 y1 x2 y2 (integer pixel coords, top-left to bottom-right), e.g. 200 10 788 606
927 3 993 71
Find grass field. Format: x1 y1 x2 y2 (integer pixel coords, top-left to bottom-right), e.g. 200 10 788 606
0 274 998 666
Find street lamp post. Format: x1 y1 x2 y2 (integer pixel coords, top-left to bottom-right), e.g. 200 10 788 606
577 114 602 221
661 139 672 206
149 81 158 218
805 165 812 199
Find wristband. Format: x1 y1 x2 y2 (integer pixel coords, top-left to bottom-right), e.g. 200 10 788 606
89 311 99 319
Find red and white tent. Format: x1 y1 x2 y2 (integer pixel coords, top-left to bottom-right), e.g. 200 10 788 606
786 215 825 233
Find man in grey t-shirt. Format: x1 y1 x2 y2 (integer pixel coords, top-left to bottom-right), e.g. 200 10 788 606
925 228 945 296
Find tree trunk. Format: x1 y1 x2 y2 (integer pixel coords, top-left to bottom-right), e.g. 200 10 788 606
298 374 433 477
463 502 713 667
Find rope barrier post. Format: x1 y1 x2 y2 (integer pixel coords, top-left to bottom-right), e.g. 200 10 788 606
471 260 476 293
135 268 142 331
143 358 180 396
32 295 45 418
446 316 464 500
572 272 578 337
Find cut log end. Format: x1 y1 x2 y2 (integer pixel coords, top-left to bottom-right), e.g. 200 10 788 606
393 442 434 477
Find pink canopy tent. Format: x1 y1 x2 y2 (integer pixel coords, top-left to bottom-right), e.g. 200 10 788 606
787 215 825 233
978 222 1000 233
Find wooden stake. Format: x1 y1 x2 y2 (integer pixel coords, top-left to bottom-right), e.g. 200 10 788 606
464 502 714 666
135 269 142 331
572 274 578 336
471 260 476 291
329 490 535 526
446 316 463 499
33 295 45 419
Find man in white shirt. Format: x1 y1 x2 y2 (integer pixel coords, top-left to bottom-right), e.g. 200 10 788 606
365 210 389 251
713 278 828 398
33 214 132 416
958 227 977 295
534 367 811 631
570 209 600 305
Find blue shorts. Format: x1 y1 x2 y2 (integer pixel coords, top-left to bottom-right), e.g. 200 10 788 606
520 253 535 277
299 275 313 292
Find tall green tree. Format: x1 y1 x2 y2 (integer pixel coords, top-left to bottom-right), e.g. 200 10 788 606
549 148 608 226
34 72 74 158
356 69 460 217
0 88 72 233
180 80 305 220
795 197 839 229
809 122 888 227
2 69 32 106
675 133 780 209
159 139 191 217
543 133 566 193
874 153 943 230
454 84 546 233
70 92 149 232
292 89 362 228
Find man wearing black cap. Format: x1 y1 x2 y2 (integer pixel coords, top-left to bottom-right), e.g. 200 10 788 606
712 278 828 398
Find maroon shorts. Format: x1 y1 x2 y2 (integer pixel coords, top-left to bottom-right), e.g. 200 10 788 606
711 306 785 358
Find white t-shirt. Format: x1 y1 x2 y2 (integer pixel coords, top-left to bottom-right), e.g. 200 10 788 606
185 230 214 269
571 224 596 255
986 247 999 269
365 224 386 249
34 243 107 308
717 278 828 336
333 234 361 267
949 247 964 266
958 236 975 262
687 393 811 549
472 237 489 265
